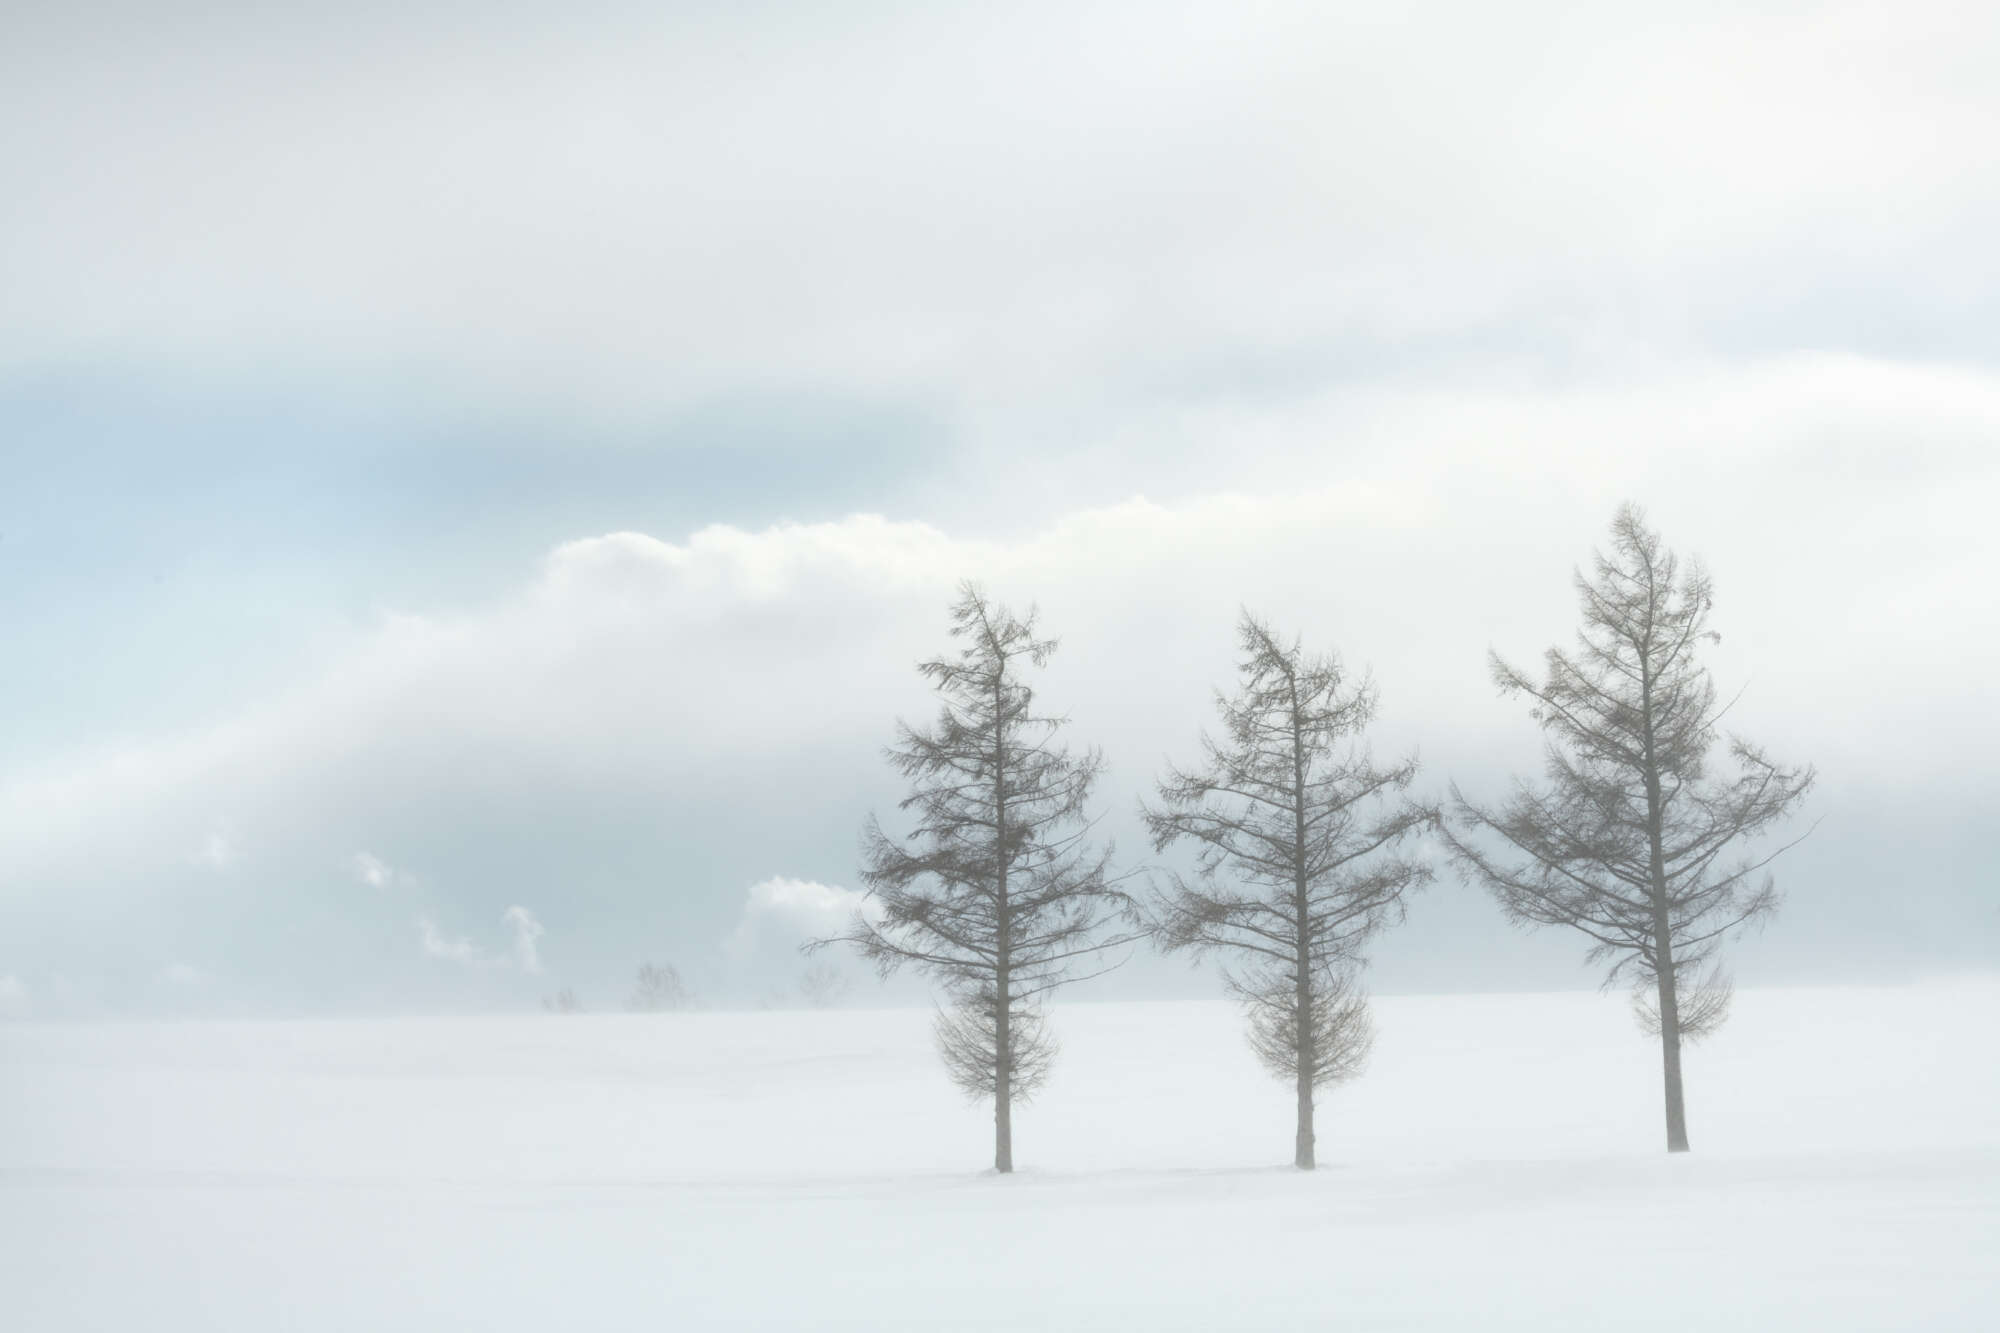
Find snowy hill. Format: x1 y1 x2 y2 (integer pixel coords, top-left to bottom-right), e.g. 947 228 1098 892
5 984 1996 1330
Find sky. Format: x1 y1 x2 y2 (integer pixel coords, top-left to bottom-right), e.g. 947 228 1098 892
2 0 1996 1017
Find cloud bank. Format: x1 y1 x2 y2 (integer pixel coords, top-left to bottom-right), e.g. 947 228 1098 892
0 368 1993 1014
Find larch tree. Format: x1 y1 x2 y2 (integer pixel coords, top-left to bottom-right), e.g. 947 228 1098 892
1145 613 1436 1170
1443 504 1815 1153
814 583 1136 1173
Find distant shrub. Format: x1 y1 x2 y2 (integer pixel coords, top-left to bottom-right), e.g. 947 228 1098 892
797 962 851 1009
628 962 695 1012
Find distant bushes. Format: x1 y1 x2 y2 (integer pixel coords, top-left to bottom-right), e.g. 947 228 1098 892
628 961 696 1012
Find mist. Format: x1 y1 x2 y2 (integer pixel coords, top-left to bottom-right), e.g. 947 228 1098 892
3 2 1996 1329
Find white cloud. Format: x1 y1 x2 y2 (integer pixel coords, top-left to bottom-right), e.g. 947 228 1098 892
417 916 494 968
352 851 412 890
6 369 1998 902
158 962 208 986
503 906 545 975
419 908 547 974
728 877 875 960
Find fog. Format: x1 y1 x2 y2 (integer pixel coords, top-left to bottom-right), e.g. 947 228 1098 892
3 4 1997 1328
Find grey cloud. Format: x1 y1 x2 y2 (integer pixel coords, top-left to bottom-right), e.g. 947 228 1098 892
4 2 1995 425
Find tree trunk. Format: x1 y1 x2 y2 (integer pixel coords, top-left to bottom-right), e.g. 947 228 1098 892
1293 1022 1315 1169
993 988 1012 1172
1646 805 1690 1151
992 674 1013 1174
1290 681 1315 1171
1293 939 1314 1168
1644 781 1690 1153
1641 648 1691 1154
1652 935 1689 1153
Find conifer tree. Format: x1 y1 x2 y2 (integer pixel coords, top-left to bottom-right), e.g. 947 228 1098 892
817 584 1134 1172
1445 505 1815 1152
1147 613 1434 1169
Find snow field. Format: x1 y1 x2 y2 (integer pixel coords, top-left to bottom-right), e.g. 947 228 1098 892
3 982 1996 1330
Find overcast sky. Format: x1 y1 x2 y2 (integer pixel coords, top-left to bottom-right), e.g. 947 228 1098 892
3 0 1995 1017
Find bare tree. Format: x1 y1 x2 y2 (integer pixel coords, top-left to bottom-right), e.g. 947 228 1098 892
627 961 694 1012
814 583 1137 1172
541 988 583 1014
796 962 851 1009
1443 504 1815 1152
1145 613 1435 1169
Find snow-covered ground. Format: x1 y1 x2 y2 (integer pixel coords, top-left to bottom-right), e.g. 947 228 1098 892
4 983 1996 1330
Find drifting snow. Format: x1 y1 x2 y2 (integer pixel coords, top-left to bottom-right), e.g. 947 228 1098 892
4 984 1996 1330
